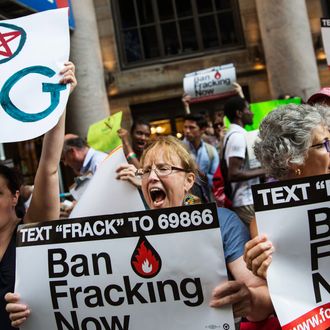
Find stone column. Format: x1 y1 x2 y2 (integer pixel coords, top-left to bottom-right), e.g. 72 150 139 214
256 0 320 100
67 0 110 137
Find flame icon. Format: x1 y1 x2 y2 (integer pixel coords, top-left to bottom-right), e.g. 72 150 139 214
214 71 221 79
131 236 162 278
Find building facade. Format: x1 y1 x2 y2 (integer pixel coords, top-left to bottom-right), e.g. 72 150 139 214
95 0 329 135
0 0 329 185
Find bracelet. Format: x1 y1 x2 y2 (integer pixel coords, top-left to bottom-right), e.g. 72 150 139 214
126 152 137 161
126 152 135 159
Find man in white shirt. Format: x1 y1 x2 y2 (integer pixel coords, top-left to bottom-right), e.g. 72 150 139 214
223 96 265 225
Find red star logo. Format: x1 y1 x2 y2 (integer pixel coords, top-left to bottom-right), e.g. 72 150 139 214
0 31 21 57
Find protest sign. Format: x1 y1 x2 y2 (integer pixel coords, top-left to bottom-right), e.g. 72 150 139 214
15 203 234 330
70 146 145 218
183 64 236 102
253 174 330 330
87 112 123 153
321 18 330 66
0 8 70 142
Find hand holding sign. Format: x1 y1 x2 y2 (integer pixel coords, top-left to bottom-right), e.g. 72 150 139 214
210 281 252 318
232 82 245 99
116 163 142 188
5 293 29 328
59 61 77 93
243 234 274 279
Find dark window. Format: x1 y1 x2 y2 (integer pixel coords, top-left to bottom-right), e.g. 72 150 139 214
112 0 244 68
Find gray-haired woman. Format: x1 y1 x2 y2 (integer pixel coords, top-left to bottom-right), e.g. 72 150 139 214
245 103 330 278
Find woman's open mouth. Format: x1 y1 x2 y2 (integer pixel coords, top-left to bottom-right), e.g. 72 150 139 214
149 187 166 207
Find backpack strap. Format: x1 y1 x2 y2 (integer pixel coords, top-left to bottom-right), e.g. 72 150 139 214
222 131 238 160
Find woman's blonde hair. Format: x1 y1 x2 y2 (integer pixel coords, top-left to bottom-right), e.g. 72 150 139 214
140 135 198 176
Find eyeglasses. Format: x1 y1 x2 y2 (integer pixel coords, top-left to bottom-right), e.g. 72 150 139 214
310 139 330 153
135 164 188 178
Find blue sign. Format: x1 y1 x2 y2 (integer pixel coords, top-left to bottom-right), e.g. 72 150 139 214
13 0 75 29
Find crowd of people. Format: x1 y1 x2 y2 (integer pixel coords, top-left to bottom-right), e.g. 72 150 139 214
2 63 330 330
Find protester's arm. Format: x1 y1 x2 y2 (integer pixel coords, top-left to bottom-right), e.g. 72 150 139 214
210 256 274 321
228 156 265 182
117 128 141 168
226 134 265 182
232 82 245 99
5 293 30 328
24 62 77 224
182 93 191 114
244 235 274 279
210 209 274 321
116 163 141 188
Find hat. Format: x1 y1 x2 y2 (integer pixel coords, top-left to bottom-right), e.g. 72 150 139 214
307 87 330 105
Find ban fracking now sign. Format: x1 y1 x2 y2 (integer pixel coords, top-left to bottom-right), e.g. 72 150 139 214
15 203 235 330
253 174 330 330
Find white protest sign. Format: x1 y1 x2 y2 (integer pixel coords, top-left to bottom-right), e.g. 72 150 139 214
245 130 261 169
70 146 145 218
321 18 330 66
16 203 234 330
183 64 236 102
0 8 70 142
253 174 330 330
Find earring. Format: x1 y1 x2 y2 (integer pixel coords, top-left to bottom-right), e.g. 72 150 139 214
295 168 302 176
184 194 195 205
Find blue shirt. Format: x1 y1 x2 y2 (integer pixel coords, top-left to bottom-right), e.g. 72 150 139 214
217 207 250 263
183 139 219 186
